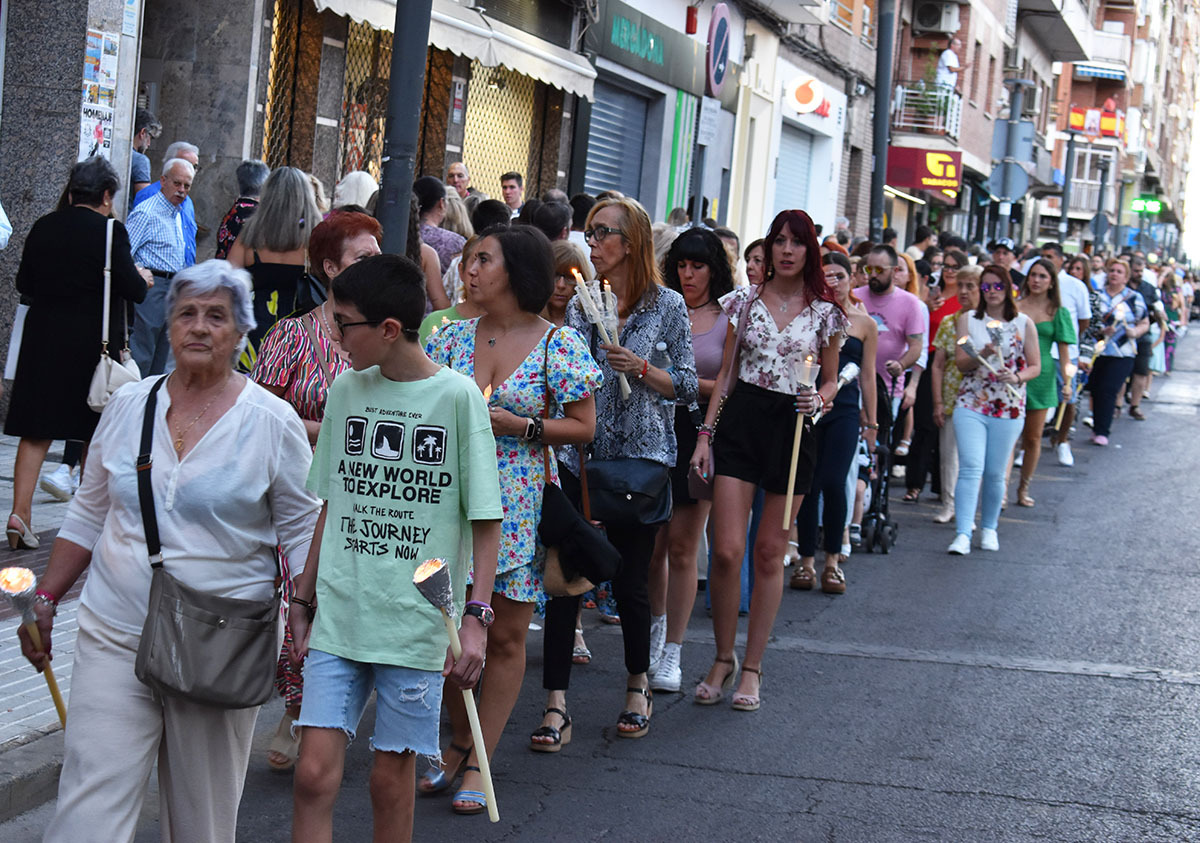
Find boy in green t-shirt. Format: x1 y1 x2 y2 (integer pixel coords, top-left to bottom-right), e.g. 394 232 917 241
288 254 502 843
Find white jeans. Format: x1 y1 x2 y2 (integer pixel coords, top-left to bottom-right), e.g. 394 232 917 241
45 605 259 843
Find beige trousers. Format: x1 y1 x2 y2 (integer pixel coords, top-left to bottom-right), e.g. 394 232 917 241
44 605 259 843
939 417 959 506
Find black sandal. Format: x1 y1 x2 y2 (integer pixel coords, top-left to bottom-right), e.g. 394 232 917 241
529 707 573 753
616 686 653 739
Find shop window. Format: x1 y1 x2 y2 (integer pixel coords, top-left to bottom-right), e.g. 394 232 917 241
262 0 303 169
461 63 538 199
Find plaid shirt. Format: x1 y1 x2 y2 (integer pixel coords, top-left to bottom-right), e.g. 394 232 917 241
126 191 186 273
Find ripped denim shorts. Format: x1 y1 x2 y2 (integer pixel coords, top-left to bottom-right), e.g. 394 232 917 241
296 649 444 757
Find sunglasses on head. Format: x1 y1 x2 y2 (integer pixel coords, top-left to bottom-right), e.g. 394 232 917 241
980 281 1005 292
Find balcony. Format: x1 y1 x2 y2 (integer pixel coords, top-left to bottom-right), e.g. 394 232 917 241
1090 30 1132 66
1067 180 1104 215
892 81 963 140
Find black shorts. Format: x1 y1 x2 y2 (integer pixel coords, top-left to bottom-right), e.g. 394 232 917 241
713 380 815 496
1133 337 1153 376
669 403 707 505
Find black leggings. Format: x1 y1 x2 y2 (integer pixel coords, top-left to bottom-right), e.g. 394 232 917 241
543 520 658 690
796 411 860 557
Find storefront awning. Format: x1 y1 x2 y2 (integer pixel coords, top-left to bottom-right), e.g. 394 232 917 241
314 0 597 100
1074 63 1125 81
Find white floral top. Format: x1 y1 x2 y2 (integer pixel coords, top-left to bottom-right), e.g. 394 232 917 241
955 311 1033 420
719 285 847 395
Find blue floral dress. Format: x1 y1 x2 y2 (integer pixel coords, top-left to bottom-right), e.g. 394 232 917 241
428 319 603 602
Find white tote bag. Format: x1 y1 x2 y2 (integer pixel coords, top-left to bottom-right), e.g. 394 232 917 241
87 219 141 411
4 303 28 380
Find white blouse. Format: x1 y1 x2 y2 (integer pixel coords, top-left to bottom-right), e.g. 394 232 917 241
59 375 322 636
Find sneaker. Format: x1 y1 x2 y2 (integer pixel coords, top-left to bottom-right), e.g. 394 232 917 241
647 614 667 675
933 504 955 523
39 464 76 502
1082 416 1094 429
980 528 999 551
1013 449 1024 467
1056 442 1075 466
650 643 681 692
1092 434 1109 446
948 533 971 555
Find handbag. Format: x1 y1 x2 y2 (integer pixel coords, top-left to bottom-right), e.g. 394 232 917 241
87 218 141 412
687 285 761 500
133 376 281 709
535 328 621 595
580 453 672 526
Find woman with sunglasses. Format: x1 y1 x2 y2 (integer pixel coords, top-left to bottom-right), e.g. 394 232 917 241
691 210 845 710
948 265 1040 555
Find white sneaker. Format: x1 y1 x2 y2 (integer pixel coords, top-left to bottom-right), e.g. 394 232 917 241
933 505 955 524
39 464 76 502
980 528 999 551
1056 442 1075 466
647 614 667 675
650 643 681 692
1013 450 1024 467
948 533 971 555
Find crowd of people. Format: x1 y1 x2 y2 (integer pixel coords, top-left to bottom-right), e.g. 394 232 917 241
6 128 1193 842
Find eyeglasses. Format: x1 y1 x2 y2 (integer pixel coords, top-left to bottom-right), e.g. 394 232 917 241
862 265 890 276
584 225 624 243
980 282 1005 292
943 263 960 271
334 317 383 334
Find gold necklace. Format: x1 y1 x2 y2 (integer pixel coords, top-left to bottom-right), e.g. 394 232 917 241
170 375 225 453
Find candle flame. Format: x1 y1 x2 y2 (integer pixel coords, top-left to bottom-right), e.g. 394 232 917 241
0 566 35 595
986 320 1002 329
483 385 493 400
570 268 585 286
956 336 969 344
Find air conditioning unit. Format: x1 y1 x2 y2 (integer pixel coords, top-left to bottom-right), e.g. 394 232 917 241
913 1 960 34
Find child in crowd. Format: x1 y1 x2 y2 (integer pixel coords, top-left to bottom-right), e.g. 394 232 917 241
287 254 503 843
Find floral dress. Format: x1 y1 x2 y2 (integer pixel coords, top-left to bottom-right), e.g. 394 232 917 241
955 312 1032 420
933 317 964 416
428 319 602 603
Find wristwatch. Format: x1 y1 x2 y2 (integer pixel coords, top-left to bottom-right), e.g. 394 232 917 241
463 601 495 628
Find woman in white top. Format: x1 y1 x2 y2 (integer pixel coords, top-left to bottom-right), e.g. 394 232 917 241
19 261 322 843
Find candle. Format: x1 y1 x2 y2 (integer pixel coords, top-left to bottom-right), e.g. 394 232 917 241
482 385 493 401
795 354 817 390
986 320 1004 357
570 269 632 399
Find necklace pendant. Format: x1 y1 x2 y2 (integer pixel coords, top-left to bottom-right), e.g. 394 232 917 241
174 438 184 453
780 302 788 313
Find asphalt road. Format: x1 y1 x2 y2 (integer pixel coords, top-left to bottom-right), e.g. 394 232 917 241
5 340 1200 842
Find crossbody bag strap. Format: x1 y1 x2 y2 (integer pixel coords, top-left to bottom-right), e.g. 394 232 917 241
138 376 170 568
540 326 559 482
101 218 114 354
712 285 760 422
301 313 335 385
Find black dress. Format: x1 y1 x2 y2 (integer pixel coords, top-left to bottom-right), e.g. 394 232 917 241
5 206 148 440
239 251 317 373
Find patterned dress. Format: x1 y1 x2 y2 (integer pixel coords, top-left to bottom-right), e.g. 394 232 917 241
428 319 602 603
251 309 350 707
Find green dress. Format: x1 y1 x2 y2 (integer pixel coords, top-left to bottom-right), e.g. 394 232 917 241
1027 306 1077 410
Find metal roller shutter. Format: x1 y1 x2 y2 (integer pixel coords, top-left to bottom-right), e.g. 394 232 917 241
773 123 814 215
584 80 648 200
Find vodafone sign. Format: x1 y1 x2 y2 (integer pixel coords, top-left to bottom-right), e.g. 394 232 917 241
786 75 831 118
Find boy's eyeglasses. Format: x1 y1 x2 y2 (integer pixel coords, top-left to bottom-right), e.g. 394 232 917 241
334 318 383 333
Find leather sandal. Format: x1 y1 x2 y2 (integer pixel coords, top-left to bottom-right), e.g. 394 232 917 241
731 666 763 711
616 686 653 739
694 653 738 705
530 707 572 753
419 742 471 795
452 766 488 815
1130 405 1146 420
6 513 38 550
572 629 591 665
266 711 301 772
820 566 846 595
1016 479 1035 507
790 566 816 590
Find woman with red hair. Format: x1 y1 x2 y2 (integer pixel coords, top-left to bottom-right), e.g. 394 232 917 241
690 209 846 711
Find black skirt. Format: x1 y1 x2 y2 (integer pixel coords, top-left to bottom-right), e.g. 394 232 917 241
669 402 707 505
713 380 816 496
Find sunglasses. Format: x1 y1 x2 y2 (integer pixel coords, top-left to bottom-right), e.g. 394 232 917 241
862 265 890 275
584 225 624 243
980 281 1005 292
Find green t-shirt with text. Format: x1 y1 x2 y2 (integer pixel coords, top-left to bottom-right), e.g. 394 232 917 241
307 365 502 670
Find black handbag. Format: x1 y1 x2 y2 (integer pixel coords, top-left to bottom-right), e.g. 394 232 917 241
580 454 672 527
133 376 281 709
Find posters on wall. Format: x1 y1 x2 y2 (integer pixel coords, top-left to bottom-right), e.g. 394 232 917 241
79 29 119 159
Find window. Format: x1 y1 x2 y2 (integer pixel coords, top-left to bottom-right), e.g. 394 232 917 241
831 0 854 32
985 55 997 115
862 0 877 45
970 41 983 102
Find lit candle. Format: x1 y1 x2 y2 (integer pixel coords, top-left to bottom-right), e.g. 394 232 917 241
795 354 817 390
482 384 493 402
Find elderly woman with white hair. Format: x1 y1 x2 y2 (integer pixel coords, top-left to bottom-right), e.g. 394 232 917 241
18 260 322 843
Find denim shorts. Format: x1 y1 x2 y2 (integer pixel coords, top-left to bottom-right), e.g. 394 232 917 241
295 649 444 757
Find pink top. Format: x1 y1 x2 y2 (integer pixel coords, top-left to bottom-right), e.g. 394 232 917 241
692 311 730 382
251 311 350 423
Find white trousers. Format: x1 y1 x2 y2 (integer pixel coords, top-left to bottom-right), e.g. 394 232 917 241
45 604 259 843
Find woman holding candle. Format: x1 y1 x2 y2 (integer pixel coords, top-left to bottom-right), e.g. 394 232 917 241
691 209 845 710
536 196 698 742
948 265 1040 555
426 225 601 805
1088 258 1149 445
1013 259 1076 507
792 252 876 594
18 262 321 841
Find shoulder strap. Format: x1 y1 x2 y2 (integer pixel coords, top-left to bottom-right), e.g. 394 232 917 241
541 327 559 483
716 286 759 403
301 313 335 385
138 376 170 568
101 218 114 351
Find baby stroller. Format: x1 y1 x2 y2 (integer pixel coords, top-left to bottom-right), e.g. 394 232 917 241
861 374 899 554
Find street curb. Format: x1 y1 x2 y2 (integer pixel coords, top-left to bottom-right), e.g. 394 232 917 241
0 730 62 824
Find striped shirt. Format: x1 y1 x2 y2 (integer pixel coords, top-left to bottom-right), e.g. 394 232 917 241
126 191 186 273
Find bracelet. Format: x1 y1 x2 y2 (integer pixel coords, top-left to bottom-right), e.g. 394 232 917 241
532 416 544 442
291 596 317 620
35 588 60 605
864 423 879 430
697 429 713 439
637 358 649 379
465 600 492 610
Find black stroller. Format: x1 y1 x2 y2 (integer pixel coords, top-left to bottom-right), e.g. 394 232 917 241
861 374 899 554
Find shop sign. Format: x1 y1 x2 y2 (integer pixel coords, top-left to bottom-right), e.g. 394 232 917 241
785 75 831 118
587 0 707 97
1068 106 1125 139
886 147 962 191
707 3 731 97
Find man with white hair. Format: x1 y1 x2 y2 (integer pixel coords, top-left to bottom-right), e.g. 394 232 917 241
127 158 195 375
134 141 200 267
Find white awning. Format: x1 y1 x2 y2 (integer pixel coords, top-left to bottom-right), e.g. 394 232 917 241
313 0 596 100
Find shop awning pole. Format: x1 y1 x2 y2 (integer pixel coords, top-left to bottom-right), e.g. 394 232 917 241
377 0 434 258
868 0 895 242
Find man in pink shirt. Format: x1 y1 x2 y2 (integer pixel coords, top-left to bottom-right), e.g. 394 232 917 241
859 245 927 425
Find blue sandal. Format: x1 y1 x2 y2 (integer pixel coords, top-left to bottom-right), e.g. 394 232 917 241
452 765 488 815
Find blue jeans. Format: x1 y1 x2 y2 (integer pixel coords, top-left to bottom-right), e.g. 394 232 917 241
953 408 1023 536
